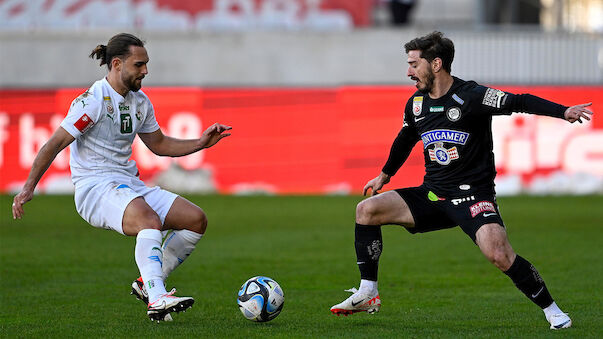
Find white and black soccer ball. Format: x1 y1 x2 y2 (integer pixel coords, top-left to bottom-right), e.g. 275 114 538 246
237 276 284 322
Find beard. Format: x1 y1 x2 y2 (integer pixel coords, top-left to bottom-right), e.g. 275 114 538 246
417 68 435 94
122 71 143 92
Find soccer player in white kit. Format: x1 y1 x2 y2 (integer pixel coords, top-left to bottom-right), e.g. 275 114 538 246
11 33 232 322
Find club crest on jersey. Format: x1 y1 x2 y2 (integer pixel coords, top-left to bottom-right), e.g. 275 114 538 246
421 129 469 148
446 107 462 121
429 142 459 165
413 96 423 116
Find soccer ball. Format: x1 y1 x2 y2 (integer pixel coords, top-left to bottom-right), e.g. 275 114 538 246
237 276 284 322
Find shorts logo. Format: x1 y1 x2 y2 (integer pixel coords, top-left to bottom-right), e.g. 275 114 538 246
427 191 445 201
413 96 423 116
74 114 94 133
482 88 507 108
421 129 469 148
451 195 475 205
429 142 459 165
470 201 496 218
446 107 462 121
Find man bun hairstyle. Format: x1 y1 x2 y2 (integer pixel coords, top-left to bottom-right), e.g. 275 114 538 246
404 31 454 73
89 33 145 70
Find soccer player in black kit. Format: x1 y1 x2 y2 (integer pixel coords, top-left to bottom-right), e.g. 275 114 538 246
330 31 593 330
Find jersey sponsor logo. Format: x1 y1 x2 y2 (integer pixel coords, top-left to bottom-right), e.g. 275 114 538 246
470 201 496 218
413 96 423 116
428 142 459 165
451 195 475 205
430 106 444 112
120 113 133 134
118 103 130 111
135 110 142 121
74 113 94 133
482 88 507 108
421 129 469 148
446 107 462 121
414 116 425 122
452 93 465 105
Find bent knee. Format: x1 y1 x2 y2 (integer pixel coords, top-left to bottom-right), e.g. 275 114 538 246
191 208 208 234
123 210 162 236
356 200 379 225
485 249 514 271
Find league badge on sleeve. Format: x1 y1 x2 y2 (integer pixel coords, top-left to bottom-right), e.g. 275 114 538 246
413 96 424 116
74 114 94 133
482 88 507 109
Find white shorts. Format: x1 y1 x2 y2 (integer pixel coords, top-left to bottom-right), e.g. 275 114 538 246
74 175 178 235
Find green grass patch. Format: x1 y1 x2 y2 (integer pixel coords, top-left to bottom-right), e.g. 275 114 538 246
1 194 601 338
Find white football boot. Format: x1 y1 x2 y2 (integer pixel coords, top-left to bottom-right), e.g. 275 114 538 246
330 287 381 316
547 312 572 330
131 277 149 304
131 277 173 322
147 288 194 323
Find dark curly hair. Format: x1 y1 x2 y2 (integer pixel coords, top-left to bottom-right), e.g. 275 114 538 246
404 31 454 73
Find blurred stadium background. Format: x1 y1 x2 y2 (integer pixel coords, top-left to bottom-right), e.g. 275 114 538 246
0 0 602 196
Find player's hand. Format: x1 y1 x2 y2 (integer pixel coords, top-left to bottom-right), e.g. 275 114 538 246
200 123 232 149
564 103 593 123
363 172 391 196
12 189 34 220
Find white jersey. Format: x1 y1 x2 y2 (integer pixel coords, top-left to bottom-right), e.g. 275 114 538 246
60 78 160 184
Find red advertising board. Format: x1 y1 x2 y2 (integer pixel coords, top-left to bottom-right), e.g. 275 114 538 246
0 86 601 194
0 0 373 30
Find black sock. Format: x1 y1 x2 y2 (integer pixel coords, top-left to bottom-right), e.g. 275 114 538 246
504 255 554 309
355 223 382 281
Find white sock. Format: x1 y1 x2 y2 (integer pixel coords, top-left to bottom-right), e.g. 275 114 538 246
359 279 378 293
135 229 167 303
161 229 203 281
543 301 564 319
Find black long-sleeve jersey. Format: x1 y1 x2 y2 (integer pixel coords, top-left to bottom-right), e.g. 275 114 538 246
382 77 567 196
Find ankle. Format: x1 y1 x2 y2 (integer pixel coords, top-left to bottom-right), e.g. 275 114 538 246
359 279 378 293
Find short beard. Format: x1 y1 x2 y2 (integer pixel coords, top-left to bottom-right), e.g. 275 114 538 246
126 78 142 92
418 69 435 94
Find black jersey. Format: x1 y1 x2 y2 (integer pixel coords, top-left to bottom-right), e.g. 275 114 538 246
382 77 567 196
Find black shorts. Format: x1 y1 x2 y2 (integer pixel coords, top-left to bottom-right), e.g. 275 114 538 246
395 185 505 242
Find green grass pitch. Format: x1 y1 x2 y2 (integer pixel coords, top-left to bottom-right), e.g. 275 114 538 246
1 194 602 338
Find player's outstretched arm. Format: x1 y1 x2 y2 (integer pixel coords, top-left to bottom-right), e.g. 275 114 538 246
12 127 75 220
139 123 232 157
564 102 593 123
363 172 391 196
